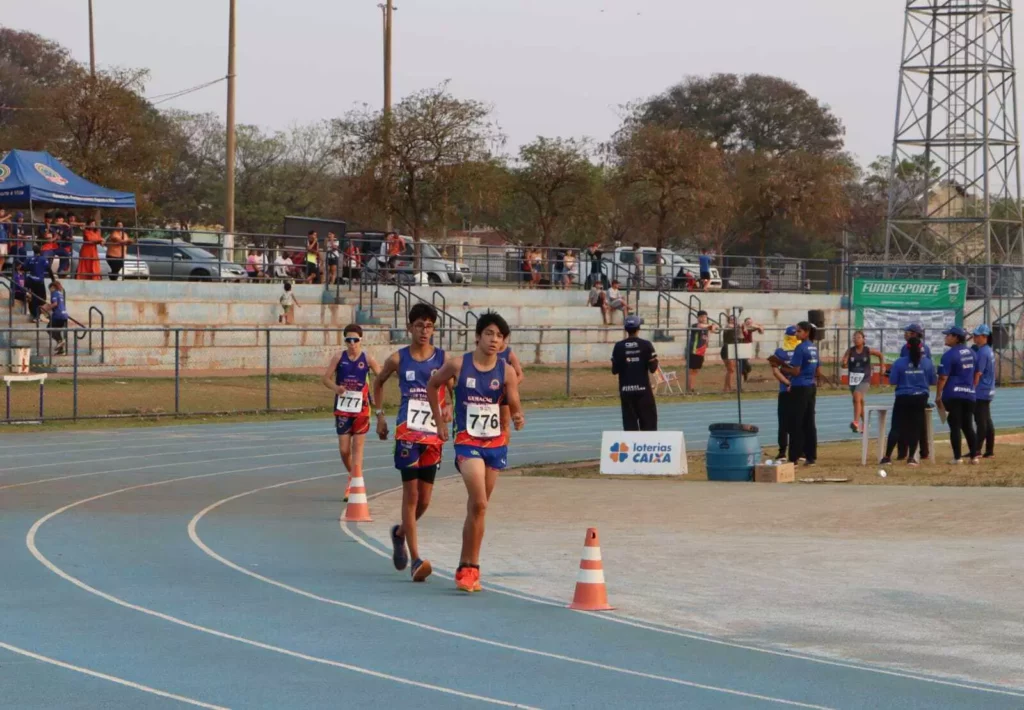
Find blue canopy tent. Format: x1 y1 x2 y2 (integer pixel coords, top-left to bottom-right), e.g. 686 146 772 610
0 149 137 223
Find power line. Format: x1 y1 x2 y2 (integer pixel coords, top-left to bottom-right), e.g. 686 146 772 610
149 77 227 106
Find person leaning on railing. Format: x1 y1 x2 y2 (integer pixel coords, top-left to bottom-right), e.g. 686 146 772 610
40 280 70 355
105 221 132 281
78 219 104 281
24 244 56 321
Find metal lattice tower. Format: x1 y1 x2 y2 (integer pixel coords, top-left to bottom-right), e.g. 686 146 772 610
885 0 1024 294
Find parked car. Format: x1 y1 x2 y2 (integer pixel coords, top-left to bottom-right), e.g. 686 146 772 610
134 239 249 282
70 236 150 280
364 236 472 285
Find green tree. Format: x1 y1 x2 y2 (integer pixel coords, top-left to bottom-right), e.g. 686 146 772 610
639 74 845 155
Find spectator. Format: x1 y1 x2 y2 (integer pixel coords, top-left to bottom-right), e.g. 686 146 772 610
325 232 341 285
279 281 300 325
273 249 292 281
106 221 131 281
585 241 607 289
9 212 29 266
606 279 629 318
721 314 740 393
39 229 58 272
630 241 643 289
12 262 27 313
741 317 765 383
78 219 103 280
698 248 713 291
53 212 74 277
245 249 264 279
41 280 69 355
305 231 320 284
553 243 566 286
562 248 577 289
0 207 8 272
343 239 361 283
529 246 543 288
588 280 609 325
687 310 718 393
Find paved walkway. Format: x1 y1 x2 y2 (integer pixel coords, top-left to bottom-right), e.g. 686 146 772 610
2 391 1024 708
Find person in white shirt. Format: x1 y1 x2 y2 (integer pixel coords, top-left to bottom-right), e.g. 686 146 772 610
606 280 630 316
274 252 292 280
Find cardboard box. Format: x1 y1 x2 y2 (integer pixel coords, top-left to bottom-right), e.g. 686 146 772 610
754 463 795 483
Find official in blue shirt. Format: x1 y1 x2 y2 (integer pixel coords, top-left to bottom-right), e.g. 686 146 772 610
899 322 933 360
769 326 799 460
971 325 996 459
937 326 979 464
23 247 55 321
881 338 936 466
42 280 70 355
778 321 819 465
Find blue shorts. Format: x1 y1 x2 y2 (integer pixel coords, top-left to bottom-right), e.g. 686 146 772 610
394 439 443 470
454 444 508 472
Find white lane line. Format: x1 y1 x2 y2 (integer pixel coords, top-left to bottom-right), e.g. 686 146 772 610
0 640 229 709
343 483 1024 700
190 475 834 709
24 465 538 710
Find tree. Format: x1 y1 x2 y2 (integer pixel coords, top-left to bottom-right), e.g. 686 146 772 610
639 73 845 156
0 28 73 133
733 150 853 259
613 124 732 280
336 83 503 266
511 137 599 246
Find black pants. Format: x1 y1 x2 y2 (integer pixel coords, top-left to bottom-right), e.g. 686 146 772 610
787 385 817 463
886 409 931 460
945 398 978 460
887 394 929 462
621 391 658 431
107 258 124 280
973 399 995 457
777 390 790 458
27 279 46 319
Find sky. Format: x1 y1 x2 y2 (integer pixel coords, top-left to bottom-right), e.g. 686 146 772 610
7 0 1019 167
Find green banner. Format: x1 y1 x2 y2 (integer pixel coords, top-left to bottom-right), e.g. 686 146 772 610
852 279 967 310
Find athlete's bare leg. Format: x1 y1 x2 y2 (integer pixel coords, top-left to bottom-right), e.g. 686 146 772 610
398 479 434 562
459 460 500 566
338 435 353 474
350 433 366 477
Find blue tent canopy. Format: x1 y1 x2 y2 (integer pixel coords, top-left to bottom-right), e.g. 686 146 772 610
0 150 136 209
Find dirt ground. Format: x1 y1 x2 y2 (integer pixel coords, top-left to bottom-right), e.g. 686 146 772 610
5 359 823 421
361 438 1024 688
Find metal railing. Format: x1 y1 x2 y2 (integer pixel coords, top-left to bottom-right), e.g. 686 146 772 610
0 323 1012 424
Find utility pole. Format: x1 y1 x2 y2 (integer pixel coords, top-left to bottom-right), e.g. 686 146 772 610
88 0 96 76
225 0 238 236
380 2 395 231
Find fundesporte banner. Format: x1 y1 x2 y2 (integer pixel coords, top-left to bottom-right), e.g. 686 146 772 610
852 279 967 358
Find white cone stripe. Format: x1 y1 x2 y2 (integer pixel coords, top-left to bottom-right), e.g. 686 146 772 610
347 493 368 504
350 477 366 487
581 547 602 561
576 569 606 584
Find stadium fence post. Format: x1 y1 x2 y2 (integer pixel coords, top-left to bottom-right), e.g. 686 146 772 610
72 334 79 420
565 328 571 397
265 328 272 411
174 330 180 414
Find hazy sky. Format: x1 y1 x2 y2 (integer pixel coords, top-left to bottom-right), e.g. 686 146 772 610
9 0 1021 166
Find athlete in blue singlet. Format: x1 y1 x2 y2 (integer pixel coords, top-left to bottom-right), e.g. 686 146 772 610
373 303 451 582
497 342 524 438
428 312 525 593
322 324 381 508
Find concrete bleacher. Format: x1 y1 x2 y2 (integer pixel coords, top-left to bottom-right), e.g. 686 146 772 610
3 280 850 372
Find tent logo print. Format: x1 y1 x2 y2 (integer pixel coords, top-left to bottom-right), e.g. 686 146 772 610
609 442 629 463
0 165 9 183
34 163 68 186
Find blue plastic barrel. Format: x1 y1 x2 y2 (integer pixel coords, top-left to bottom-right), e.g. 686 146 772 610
706 423 762 482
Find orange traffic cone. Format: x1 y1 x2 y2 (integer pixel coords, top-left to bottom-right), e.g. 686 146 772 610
569 528 614 611
342 476 372 522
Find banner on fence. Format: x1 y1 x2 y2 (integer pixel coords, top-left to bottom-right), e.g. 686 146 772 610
852 279 966 359
600 431 687 476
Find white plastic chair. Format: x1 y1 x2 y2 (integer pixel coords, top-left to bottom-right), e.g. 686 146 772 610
653 367 682 395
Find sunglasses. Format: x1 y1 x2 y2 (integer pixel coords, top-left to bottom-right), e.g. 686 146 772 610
345 336 361 344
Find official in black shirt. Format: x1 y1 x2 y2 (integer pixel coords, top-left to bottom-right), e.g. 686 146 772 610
611 315 659 431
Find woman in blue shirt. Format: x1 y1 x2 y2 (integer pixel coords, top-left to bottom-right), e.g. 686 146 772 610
882 337 936 466
971 325 996 459
41 280 70 355
777 321 819 465
937 326 979 464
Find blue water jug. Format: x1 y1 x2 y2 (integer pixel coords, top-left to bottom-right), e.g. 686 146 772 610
706 423 761 482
